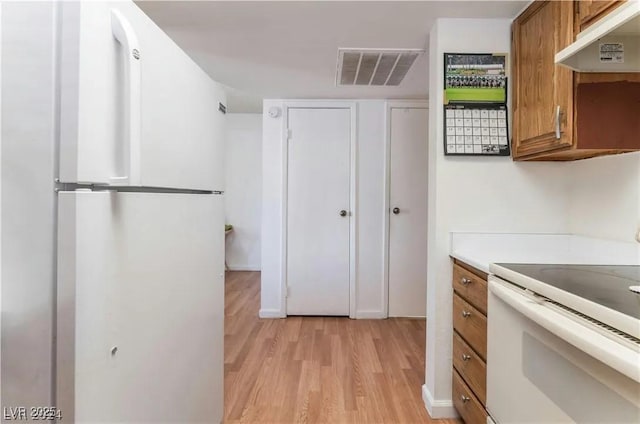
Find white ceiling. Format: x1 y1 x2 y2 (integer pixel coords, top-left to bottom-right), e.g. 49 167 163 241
137 1 527 113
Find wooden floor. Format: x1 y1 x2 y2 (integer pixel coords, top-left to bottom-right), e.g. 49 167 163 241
224 271 458 424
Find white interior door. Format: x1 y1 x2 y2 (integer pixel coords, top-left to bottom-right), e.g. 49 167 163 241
58 1 225 190
286 108 351 316
57 191 224 422
388 107 428 317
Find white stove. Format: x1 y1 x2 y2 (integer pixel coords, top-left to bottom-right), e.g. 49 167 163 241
487 263 640 424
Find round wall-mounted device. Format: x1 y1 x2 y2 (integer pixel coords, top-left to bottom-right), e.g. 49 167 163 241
268 106 281 118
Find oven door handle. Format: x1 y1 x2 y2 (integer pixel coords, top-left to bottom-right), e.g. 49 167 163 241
489 278 640 384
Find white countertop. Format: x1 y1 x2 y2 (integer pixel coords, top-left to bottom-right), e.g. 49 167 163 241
450 233 640 273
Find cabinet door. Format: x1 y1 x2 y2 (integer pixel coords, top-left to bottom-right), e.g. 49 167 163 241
512 1 574 159
578 0 626 31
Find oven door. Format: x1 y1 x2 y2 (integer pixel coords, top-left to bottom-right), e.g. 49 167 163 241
487 276 640 424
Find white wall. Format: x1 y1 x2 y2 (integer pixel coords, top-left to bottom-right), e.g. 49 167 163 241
261 101 285 317
224 113 262 271
354 101 387 318
260 100 388 318
1 1 56 409
0 0 3 397
568 152 640 243
425 18 572 417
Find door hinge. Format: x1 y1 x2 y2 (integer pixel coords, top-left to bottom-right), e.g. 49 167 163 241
286 128 292 141
286 285 290 298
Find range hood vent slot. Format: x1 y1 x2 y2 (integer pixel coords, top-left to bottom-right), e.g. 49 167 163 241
336 48 423 86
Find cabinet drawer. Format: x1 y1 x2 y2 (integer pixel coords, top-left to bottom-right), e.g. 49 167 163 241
453 369 487 424
453 331 486 406
452 263 487 314
453 294 487 360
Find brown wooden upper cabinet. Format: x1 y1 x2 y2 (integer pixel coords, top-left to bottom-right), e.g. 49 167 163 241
511 0 640 161
578 0 626 31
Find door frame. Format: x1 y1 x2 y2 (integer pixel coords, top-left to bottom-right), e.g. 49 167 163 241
382 100 428 318
281 101 358 318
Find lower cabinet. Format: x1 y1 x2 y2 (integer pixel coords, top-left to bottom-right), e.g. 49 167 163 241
452 260 489 423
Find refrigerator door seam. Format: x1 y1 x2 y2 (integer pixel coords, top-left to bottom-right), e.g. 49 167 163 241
54 182 220 195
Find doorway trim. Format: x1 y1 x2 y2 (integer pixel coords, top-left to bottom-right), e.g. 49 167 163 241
280 101 358 318
382 100 429 318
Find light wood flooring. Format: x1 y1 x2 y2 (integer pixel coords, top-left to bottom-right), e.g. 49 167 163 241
224 271 458 424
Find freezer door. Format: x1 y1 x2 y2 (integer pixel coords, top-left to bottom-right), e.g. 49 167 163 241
57 191 224 422
59 1 225 190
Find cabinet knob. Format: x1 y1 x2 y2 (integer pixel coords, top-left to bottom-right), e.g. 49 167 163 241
462 354 471 361
339 210 348 217
461 277 472 285
461 395 471 403
462 310 471 318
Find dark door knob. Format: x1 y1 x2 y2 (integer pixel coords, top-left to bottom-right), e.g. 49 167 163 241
392 207 400 215
339 210 347 217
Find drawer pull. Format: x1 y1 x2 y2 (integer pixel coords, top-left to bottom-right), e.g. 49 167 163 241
460 395 471 403
461 277 472 285
462 310 472 318
462 354 471 361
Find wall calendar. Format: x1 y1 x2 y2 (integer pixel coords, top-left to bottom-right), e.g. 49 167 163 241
443 53 510 157
445 104 509 155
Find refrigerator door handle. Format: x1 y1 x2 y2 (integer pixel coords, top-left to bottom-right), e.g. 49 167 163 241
110 9 142 186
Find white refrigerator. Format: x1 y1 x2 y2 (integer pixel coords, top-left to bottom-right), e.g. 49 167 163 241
2 1 225 422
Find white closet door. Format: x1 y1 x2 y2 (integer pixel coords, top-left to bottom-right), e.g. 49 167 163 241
388 107 428 317
57 191 224 422
286 108 351 316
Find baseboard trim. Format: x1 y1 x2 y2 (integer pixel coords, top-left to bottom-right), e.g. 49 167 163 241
258 308 286 319
389 314 427 319
227 265 261 272
422 384 458 419
355 310 386 319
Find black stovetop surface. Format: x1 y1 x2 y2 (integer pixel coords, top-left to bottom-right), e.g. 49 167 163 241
496 264 640 319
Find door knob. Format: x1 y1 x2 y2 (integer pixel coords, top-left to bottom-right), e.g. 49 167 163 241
392 207 400 215
339 210 347 217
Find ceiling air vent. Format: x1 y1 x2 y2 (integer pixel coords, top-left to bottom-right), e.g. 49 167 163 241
336 48 424 87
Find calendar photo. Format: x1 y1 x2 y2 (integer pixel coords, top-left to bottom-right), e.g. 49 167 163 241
444 53 507 103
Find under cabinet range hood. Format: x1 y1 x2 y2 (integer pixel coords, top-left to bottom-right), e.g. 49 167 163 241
556 0 640 72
